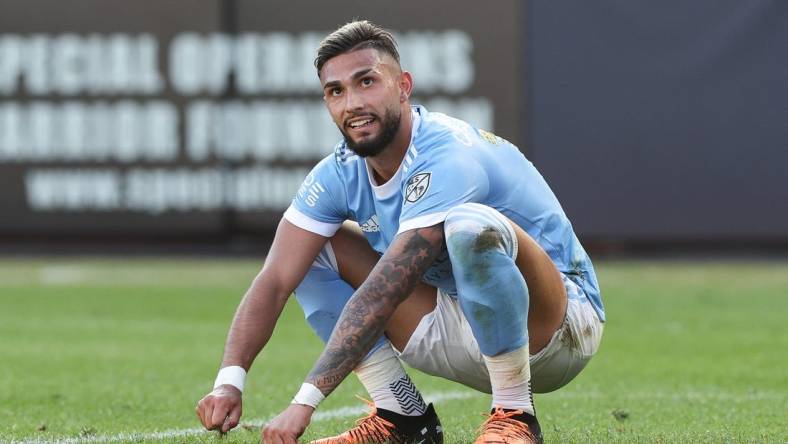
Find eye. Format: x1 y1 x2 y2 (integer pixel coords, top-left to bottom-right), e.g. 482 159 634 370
330 87 343 97
361 78 373 87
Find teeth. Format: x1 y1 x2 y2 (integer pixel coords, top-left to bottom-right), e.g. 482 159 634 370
350 118 372 128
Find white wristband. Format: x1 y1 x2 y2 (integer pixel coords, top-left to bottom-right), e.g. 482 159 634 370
213 366 247 393
291 383 325 408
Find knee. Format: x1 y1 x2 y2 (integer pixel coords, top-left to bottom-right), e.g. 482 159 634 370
294 266 346 320
295 269 351 343
294 242 352 343
444 203 517 263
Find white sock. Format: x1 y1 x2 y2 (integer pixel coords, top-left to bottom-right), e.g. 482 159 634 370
354 345 427 416
483 344 535 415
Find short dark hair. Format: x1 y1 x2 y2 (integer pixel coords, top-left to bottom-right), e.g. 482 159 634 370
315 20 400 76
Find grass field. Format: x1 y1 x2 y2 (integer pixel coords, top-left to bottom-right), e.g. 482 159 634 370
0 258 786 443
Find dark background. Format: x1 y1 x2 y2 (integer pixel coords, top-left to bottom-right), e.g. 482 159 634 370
0 0 785 254
528 0 788 252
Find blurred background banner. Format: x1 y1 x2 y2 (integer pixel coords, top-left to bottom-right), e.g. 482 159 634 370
0 0 520 246
0 0 786 251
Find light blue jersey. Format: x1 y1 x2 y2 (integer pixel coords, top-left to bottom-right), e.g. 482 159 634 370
285 106 604 321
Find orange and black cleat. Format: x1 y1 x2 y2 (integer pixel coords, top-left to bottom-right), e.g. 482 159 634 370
473 407 543 444
309 398 443 444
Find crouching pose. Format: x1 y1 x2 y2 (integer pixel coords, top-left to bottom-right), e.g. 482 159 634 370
196 20 605 444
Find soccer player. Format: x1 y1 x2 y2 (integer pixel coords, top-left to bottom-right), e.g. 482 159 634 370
196 20 605 444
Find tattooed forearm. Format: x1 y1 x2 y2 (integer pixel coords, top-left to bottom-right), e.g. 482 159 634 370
305 224 445 395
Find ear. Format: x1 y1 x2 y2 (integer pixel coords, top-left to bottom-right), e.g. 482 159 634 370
399 71 414 102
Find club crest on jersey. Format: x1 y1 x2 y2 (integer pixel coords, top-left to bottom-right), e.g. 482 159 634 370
405 172 431 203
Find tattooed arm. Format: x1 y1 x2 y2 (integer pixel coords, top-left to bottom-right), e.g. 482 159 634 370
306 223 445 395
260 224 444 443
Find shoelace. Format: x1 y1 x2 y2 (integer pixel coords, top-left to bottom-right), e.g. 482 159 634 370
476 407 535 443
319 397 396 444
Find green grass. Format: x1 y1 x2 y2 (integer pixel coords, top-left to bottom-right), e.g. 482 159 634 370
0 258 786 443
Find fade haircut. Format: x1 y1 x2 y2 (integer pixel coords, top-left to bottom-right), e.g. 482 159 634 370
315 20 400 77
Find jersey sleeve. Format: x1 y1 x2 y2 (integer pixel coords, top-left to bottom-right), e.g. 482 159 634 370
397 150 489 234
284 155 349 237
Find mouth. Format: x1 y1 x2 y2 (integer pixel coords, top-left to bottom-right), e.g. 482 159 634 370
346 116 377 132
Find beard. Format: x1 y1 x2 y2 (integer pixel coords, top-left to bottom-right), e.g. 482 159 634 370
340 107 401 158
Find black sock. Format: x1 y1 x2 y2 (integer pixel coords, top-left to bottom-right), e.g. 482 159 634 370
377 403 435 435
495 408 542 438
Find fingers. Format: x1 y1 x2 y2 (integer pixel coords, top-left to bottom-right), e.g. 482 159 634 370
210 401 230 430
201 403 217 430
196 391 242 432
261 405 311 444
195 396 216 430
261 423 293 444
261 425 272 444
221 402 242 433
261 426 299 444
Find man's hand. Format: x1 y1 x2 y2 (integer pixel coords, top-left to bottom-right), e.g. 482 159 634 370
195 384 243 433
262 403 314 444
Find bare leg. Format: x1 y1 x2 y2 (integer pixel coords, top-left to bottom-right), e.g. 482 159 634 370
508 219 568 353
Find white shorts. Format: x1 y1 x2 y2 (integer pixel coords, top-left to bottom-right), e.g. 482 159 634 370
395 275 604 394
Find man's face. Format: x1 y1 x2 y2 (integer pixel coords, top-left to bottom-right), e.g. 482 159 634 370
319 48 406 157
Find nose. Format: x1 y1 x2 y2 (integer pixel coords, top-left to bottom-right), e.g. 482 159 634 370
344 88 364 113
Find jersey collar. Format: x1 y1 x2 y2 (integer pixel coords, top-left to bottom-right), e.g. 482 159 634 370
365 107 422 199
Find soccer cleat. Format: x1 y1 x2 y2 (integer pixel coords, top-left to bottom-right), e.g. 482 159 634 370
473 407 543 444
309 398 443 444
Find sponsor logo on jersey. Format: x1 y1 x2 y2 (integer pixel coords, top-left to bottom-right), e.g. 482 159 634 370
405 172 431 203
297 173 325 207
360 215 380 233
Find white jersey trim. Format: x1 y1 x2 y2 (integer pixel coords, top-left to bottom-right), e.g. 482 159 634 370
397 211 449 234
365 158 404 199
284 206 342 237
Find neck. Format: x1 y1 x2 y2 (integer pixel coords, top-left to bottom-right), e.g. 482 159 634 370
367 106 413 184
